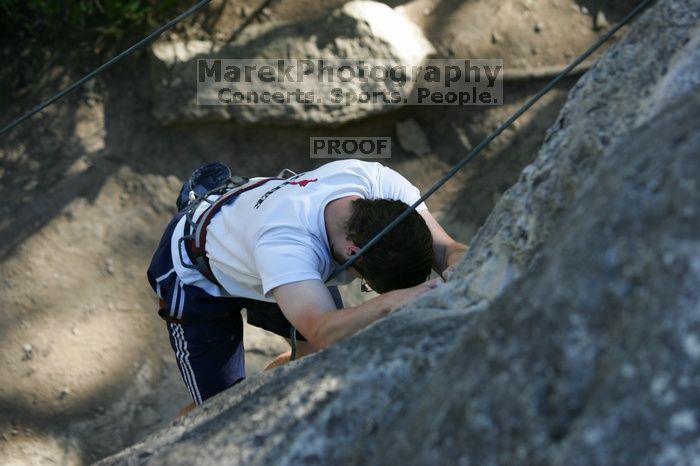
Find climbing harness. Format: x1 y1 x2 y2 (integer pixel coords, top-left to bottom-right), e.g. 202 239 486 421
178 166 299 284
176 164 304 361
179 177 273 285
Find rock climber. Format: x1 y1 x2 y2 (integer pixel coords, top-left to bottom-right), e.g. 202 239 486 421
147 158 468 408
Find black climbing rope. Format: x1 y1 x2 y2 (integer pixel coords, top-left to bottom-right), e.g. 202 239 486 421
289 0 656 359
0 0 213 137
323 0 656 284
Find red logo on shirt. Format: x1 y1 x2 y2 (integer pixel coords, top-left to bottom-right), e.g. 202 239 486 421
289 178 318 188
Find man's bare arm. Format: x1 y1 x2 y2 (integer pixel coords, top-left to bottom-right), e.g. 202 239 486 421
272 278 439 349
419 210 469 279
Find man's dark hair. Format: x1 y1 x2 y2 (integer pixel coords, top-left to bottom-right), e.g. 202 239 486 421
344 198 433 294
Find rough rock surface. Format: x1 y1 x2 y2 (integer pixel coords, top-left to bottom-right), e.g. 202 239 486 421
100 1 700 465
375 91 700 466
150 0 435 125
441 0 700 312
395 118 432 156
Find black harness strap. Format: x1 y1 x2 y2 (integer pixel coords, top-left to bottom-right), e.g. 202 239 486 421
181 177 281 285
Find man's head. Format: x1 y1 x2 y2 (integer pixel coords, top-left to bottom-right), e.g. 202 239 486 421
339 198 433 294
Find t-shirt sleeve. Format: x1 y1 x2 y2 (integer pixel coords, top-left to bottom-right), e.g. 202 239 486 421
255 235 323 298
371 164 428 211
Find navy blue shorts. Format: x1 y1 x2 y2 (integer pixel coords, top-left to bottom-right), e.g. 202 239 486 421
147 212 342 405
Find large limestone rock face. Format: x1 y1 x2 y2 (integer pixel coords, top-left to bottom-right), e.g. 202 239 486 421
101 0 700 465
376 92 700 466
150 1 435 126
440 0 700 312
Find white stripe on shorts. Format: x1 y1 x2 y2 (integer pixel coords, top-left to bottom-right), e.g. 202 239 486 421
155 267 175 283
171 323 203 405
177 279 186 320
154 267 175 299
169 277 181 318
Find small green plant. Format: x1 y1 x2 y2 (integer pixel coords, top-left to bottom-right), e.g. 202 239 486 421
0 0 184 42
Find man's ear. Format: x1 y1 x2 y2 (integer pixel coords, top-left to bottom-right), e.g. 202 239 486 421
346 243 364 278
346 243 360 257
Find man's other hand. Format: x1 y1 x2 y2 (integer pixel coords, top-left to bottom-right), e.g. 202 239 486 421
383 277 442 314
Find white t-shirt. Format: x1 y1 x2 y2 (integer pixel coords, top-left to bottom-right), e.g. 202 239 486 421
171 159 427 302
